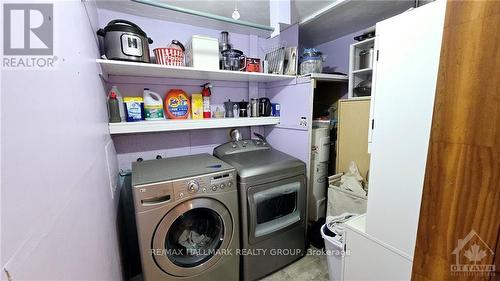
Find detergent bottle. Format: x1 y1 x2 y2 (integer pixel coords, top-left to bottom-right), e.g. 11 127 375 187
143 88 165 120
109 86 125 121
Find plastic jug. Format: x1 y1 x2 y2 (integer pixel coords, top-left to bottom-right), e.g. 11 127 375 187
143 88 165 120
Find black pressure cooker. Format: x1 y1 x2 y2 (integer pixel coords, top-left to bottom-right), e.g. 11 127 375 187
97 19 153 63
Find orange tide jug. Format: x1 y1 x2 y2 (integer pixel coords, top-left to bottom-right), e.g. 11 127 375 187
164 89 191 119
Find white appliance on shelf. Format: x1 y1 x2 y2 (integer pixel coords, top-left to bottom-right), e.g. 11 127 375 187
308 125 330 221
342 0 447 280
184 35 219 70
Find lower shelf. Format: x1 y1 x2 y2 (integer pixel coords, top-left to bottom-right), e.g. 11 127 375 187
108 117 280 134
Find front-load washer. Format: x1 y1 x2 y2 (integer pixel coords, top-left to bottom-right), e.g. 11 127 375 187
214 138 307 281
132 154 239 281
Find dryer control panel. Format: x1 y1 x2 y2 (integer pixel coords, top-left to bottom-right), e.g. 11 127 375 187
133 169 236 212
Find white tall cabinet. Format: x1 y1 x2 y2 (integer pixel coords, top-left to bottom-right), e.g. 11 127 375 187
342 0 447 280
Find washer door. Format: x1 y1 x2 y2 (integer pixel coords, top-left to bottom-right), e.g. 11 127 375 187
152 198 233 277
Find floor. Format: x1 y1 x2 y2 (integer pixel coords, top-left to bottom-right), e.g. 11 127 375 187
260 249 329 281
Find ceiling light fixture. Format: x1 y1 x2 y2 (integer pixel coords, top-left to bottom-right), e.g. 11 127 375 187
232 0 240 20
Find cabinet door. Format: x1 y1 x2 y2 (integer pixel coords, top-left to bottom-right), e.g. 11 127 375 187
367 36 380 152
344 228 412 281
336 98 371 178
365 0 446 256
265 82 313 170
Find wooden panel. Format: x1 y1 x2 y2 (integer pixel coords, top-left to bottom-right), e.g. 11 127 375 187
411 1 500 281
336 98 371 178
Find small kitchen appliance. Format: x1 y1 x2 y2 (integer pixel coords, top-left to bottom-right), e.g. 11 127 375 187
221 49 246 71
258 97 272 117
97 19 153 63
224 100 235 118
238 100 249 117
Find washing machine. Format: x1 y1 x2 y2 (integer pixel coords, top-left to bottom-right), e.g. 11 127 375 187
214 137 307 281
132 154 240 281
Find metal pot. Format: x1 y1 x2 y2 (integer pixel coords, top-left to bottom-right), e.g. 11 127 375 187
97 19 153 63
359 47 374 69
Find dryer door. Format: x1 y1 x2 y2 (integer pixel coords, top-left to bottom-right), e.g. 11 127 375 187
152 198 233 277
247 174 306 244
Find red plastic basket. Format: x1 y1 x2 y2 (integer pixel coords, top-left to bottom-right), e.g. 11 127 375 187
154 48 184 66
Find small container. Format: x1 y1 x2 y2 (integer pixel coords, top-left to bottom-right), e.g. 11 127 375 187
271 103 281 117
250 98 259 117
244 58 261 72
300 48 324 75
191 93 203 119
109 86 125 121
124 97 144 122
185 35 219 70
211 104 225 118
143 88 165 120
165 89 190 119
108 92 121 123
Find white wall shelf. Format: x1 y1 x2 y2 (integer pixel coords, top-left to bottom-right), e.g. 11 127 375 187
348 38 376 98
109 117 280 134
352 68 373 74
97 59 296 83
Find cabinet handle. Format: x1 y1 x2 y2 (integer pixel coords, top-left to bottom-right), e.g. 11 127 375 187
372 119 375 130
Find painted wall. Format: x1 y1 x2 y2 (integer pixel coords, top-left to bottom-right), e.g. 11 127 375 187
312 31 360 74
97 9 269 170
97 9 252 57
1 1 122 280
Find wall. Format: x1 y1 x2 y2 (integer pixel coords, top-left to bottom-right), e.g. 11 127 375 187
97 9 268 170
1 1 122 280
312 30 359 74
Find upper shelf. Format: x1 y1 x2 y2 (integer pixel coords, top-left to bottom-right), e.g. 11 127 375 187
298 73 348 82
97 59 297 83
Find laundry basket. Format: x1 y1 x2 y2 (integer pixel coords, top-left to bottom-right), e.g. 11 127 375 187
154 47 184 66
327 184 367 217
321 223 344 281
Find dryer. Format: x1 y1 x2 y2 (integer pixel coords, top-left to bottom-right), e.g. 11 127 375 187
214 138 307 281
132 154 239 281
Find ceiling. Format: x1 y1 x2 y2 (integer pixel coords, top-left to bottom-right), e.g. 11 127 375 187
300 0 415 46
132 0 339 26
96 0 415 41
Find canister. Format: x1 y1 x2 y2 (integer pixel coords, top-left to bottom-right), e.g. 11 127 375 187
272 103 281 117
251 98 259 117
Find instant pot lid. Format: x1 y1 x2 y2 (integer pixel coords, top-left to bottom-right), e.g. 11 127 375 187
102 19 149 38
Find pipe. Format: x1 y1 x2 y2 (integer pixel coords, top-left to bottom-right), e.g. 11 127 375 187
131 0 275 32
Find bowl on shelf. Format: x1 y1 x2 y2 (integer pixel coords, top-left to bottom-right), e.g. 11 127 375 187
354 79 372 96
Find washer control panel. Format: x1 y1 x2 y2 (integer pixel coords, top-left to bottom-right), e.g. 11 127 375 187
173 170 236 201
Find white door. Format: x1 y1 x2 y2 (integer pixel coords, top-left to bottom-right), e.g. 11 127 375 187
365 0 447 256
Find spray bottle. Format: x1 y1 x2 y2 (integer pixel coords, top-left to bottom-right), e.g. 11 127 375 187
201 83 212 118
